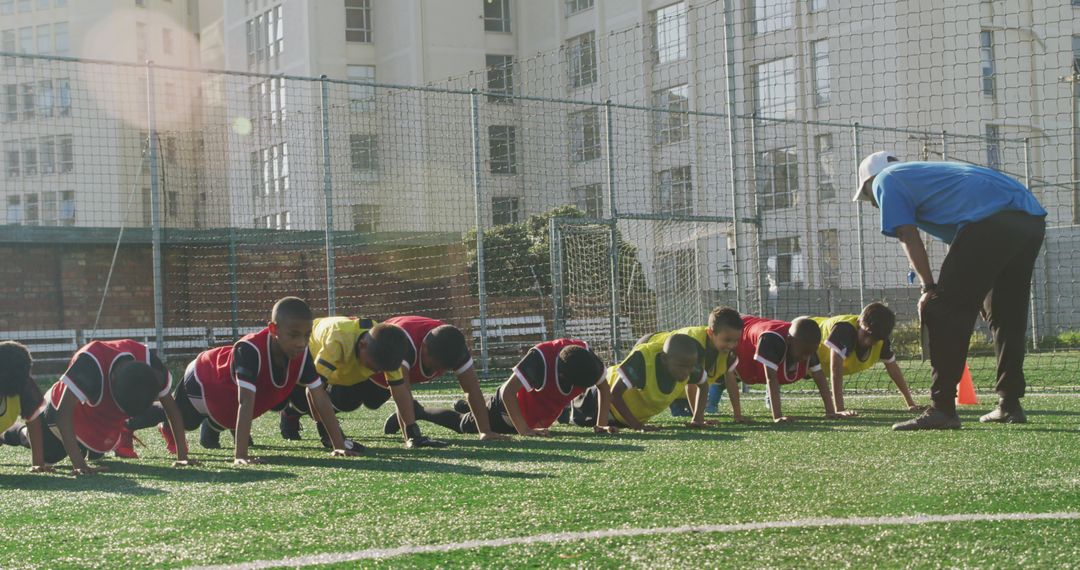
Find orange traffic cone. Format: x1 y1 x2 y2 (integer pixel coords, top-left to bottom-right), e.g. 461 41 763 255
956 364 978 405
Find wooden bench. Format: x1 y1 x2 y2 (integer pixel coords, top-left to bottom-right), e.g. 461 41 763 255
564 317 633 344
470 316 548 369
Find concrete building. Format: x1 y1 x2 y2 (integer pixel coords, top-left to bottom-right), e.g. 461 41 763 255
0 0 204 228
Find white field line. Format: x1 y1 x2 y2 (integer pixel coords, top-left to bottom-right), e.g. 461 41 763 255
188 511 1080 570
409 391 1080 404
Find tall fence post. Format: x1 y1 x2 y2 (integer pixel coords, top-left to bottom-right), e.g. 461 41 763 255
146 61 165 359
853 123 866 309
721 0 743 312
320 76 337 316
604 101 622 361
549 218 564 339
1024 137 1040 350
749 114 767 315
940 130 948 161
470 90 490 377
228 227 240 342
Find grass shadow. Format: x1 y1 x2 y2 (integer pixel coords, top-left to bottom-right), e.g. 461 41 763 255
440 437 647 454
0 470 167 496
102 460 299 484
267 453 550 479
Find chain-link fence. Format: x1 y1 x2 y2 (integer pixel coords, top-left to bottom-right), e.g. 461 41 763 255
1 0 1078 390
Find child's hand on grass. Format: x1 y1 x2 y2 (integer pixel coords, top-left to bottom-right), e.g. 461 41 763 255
732 415 752 424
773 416 792 424
330 448 363 457
593 425 618 434
172 459 199 467
827 410 858 419
908 404 929 413
639 425 661 432
479 431 511 441
30 465 54 474
73 464 108 476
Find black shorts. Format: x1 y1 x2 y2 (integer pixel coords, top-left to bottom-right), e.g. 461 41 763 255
460 385 515 434
286 380 393 414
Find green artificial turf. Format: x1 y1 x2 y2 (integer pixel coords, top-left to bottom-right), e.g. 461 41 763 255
1 385 1078 568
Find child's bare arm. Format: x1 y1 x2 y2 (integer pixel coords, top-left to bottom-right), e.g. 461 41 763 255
26 415 51 472
724 370 747 422
500 376 544 436
765 367 788 423
593 380 616 433
55 389 102 474
457 367 509 440
884 360 922 410
611 381 653 431
159 394 193 465
830 351 847 412
307 384 361 456
233 388 260 464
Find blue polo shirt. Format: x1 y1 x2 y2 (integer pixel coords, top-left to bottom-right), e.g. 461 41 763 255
874 162 1046 244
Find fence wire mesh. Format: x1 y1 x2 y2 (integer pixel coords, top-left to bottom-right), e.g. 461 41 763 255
1 0 1079 392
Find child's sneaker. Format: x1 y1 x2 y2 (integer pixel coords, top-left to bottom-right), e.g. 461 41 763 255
114 429 139 459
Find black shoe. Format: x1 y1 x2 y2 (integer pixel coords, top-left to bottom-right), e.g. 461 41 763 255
557 406 571 424
892 407 962 431
341 438 366 453
452 399 470 414
200 421 222 449
406 435 449 449
384 413 401 435
279 410 302 440
980 399 1027 424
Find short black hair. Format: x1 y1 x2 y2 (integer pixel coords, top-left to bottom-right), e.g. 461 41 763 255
272 296 313 324
663 333 703 362
860 302 896 340
558 345 605 388
367 324 410 372
0 341 32 398
790 317 823 346
112 361 163 416
708 307 744 333
427 325 470 370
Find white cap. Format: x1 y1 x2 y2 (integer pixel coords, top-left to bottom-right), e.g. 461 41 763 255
854 151 899 202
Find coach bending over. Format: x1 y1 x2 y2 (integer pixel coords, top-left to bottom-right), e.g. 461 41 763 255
854 152 1047 431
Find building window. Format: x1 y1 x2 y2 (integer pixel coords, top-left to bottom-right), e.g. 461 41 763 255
351 204 380 233
275 142 289 194
4 142 19 178
21 139 37 176
492 197 520 225
17 0 29 11
565 0 593 15
249 151 261 197
270 5 283 61
757 147 798 210
2 31 15 67
1072 35 1080 97
57 134 72 172
752 0 793 36
347 65 375 112
565 32 597 89
36 24 50 55
483 0 511 33
18 26 32 56
654 166 692 216
815 134 836 201
653 84 690 146
652 2 687 65
2 85 17 122
485 55 514 103
810 0 826 13
53 22 68 55
765 236 802 286
572 183 603 218
345 0 372 42
247 7 283 68
986 124 1001 170
36 79 52 118
19 83 34 120
1 1 12 15
42 191 58 226
811 39 830 106
488 125 517 174
6 195 20 224
980 30 995 98
162 28 173 56
57 190 74 225
39 136 55 174
23 193 38 225
569 108 600 163
818 230 840 289
349 134 378 172
56 78 70 116
754 57 796 119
